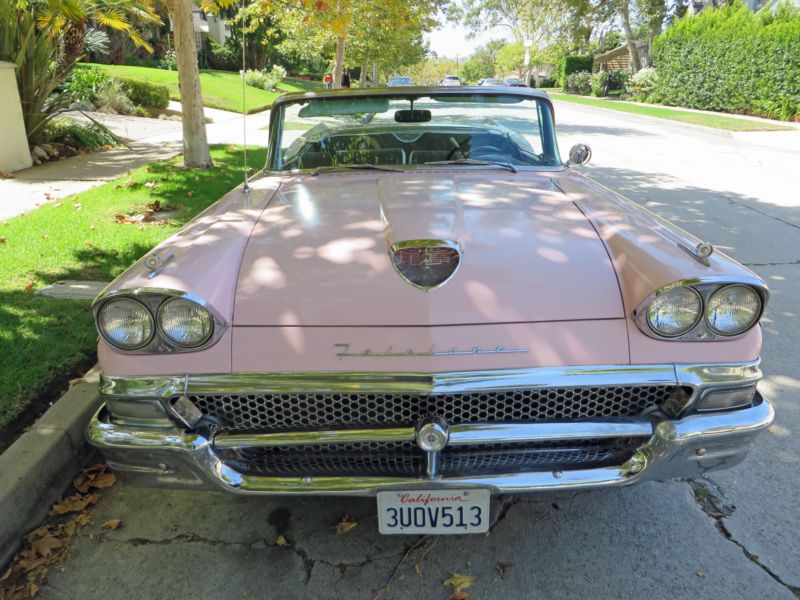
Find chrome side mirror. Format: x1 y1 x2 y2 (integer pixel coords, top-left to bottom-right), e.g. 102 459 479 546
567 144 592 166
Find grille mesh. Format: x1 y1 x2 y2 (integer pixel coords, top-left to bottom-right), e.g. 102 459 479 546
219 440 637 477
189 385 675 432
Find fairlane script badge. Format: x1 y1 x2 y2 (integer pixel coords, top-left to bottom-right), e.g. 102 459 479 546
334 343 528 359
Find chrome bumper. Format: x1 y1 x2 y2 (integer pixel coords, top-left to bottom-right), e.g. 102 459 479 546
86 391 774 496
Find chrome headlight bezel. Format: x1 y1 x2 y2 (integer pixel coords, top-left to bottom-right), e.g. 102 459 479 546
633 277 768 342
93 289 225 354
645 285 703 338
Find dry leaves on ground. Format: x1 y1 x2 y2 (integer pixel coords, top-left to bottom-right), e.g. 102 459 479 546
101 519 123 531
334 516 358 535
495 562 513 579
444 572 475 600
1 464 115 600
275 534 288 546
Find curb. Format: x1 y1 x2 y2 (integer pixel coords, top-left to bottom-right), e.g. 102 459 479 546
0 366 101 569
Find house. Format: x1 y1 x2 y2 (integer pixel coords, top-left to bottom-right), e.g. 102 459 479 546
592 43 650 72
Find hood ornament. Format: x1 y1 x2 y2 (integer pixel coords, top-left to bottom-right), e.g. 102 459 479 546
390 239 461 291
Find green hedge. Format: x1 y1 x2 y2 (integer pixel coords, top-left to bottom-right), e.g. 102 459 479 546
653 1 800 120
562 55 594 82
115 77 170 109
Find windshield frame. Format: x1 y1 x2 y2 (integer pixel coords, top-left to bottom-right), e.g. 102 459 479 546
265 87 562 173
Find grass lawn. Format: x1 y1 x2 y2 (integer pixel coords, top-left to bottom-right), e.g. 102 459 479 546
0 145 266 429
86 64 324 113
549 92 793 132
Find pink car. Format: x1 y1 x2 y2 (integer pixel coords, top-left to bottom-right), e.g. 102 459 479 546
88 87 773 535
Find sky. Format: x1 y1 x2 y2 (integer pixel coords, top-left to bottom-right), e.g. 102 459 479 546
424 22 511 60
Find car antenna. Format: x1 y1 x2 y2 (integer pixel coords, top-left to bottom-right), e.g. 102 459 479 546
240 4 250 194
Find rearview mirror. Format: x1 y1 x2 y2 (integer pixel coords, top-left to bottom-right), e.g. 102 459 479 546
395 109 431 123
568 144 592 166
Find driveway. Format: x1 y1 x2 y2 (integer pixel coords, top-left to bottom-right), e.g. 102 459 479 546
33 103 799 600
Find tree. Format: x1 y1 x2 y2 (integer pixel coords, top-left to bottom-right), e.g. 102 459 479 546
35 0 161 65
495 42 525 77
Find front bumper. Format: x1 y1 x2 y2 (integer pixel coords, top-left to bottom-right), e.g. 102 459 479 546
86 363 774 496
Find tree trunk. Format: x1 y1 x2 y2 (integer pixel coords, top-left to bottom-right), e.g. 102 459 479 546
61 20 86 66
333 35 345 89
167 0 212 168
360 57 368 87
617 0 642 71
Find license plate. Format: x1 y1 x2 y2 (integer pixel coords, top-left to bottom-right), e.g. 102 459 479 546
377 489 490 534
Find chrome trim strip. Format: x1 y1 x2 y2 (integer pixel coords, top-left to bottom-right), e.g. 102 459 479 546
86 394 775 495
632 277 769 342
98 361 762 398
447 419 654 445
211 419 652 450
213 426 417 449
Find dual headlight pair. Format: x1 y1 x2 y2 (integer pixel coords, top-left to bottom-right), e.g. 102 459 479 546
96 296 214 351
645 283 764 339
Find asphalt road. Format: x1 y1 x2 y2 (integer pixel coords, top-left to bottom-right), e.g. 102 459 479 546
36 103 800 600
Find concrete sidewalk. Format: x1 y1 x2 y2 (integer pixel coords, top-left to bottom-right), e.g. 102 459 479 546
0 104 269 222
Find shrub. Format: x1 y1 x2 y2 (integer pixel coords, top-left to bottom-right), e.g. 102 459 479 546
45 118 120 150
562 55 594 82
116 77 170 108
94 79 135 115
652 1 800 119
207 38 240 72
591 71 609 96
607 69 630 92
64 67 110 102
627 67 659 101
159 50 177 70
242 65 287 91
565 70 592 95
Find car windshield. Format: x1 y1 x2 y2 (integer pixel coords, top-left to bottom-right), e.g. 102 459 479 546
271 92 561 171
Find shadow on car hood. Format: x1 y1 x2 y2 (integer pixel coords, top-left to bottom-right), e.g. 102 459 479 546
234 171 624 326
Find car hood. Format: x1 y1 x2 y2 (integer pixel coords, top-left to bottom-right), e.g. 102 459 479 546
234 171 624 326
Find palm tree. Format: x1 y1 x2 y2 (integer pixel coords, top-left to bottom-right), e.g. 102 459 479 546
34 0 162 65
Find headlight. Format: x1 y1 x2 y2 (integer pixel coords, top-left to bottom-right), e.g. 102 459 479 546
647 286 702 337
157 297 214 347
97 298 154 350
705 284 762 335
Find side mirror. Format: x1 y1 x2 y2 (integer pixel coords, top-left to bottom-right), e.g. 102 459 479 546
567 144 592 166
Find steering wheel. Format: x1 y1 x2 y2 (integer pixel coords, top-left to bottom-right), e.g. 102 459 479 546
447 145 504 160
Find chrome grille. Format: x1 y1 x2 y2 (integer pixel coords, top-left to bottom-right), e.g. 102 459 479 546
188 385 675 432
218 439 640 478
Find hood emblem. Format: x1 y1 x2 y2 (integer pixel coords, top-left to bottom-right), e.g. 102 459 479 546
390 239 461 292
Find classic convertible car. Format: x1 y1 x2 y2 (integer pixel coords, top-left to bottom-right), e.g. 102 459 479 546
88 87 773 534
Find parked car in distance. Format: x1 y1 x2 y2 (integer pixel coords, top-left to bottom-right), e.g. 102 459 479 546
479 78 506 86
89 86 773 536
388 76 413 86
440 75 461 86
504 76 526 87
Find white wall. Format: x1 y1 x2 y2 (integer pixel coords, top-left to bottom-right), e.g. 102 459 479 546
0 62 32 173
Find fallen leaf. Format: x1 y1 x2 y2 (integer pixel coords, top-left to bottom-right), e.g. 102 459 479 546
90 472 116 489
84 240 93 247
102 519 123 530
495 562 513 579
275 534 288 546
41 234 48 239
68 378 84 388
0 237 6 244
30 535 63 558
186 191 193 198
444 573 475 593
50 493 99 515
54 202 62 208
24 283 33 292
696 571 706 578
335 516 358 535
446 592 469 600
73 203 82 210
